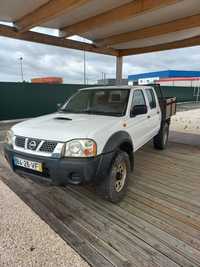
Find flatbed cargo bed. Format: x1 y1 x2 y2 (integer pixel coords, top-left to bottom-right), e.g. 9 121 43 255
151 84 176 121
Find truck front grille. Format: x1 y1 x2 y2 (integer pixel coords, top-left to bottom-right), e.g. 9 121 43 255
39 141 57 153
15 136 26 148
15 136 58 154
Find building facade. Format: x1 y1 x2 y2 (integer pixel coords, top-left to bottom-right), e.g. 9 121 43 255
31 77 63 84
128 70 200 87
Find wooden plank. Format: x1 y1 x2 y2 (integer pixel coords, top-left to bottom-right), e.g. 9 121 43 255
119 35 200 56
139 145 200 167
39 190 155 267
133 164 200 192
61 0 182 37
132 173 200 214
132 177 200 215
0 24 118 56
96 13 200 47
121 199 200 250
134 170 200 192
128 197 200 241
128 187 200 231
15 0 91 33
68 186 198 267
134 179 200 207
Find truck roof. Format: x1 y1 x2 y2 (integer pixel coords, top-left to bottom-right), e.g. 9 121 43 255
80 85 153 90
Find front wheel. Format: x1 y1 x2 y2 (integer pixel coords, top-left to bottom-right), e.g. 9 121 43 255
153 122 169 150
96 151 131 203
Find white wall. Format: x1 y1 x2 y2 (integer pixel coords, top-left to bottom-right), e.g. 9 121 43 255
159 79 200 87
128 77 200 87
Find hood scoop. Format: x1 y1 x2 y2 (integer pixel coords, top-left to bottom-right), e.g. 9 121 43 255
54 117 72 121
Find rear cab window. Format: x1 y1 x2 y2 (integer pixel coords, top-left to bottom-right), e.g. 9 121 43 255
145 88 157 109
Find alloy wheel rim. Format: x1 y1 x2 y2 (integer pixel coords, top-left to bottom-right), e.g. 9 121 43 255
115 161 127 192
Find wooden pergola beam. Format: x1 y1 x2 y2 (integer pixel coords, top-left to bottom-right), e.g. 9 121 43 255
96 13 200 47
119 35 200 56
0 25 118 56
60 0 182 37
15 0 91 33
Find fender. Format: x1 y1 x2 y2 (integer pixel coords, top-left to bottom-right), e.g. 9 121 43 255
95 131 134 184
102 130 133 154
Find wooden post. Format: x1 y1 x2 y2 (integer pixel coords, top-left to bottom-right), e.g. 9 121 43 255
116 56 123 85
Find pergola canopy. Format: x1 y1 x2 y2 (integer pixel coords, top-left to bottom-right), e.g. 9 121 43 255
0 0 200 56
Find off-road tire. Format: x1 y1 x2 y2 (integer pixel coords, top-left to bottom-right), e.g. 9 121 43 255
96 150 131 203
153 122 169 150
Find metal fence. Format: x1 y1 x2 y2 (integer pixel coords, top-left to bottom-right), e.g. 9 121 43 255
161 85 196 103
0 82 197 121
0 82 93 121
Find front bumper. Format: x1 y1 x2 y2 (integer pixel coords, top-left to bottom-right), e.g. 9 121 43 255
4 144 114 185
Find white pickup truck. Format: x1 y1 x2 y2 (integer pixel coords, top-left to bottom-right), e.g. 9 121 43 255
4 85 176 202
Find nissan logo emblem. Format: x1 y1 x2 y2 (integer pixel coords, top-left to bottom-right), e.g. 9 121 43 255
28 140 37 150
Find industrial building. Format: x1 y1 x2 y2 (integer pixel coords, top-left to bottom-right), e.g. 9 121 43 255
128 70 200 86
31 77 63 84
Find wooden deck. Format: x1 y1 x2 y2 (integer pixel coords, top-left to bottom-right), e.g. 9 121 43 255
0 138 200 267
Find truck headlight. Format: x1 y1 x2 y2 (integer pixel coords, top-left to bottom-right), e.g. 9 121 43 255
5 130 14 145
64 139 97 157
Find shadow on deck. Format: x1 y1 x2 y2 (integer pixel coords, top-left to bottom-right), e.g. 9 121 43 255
0 134 200 267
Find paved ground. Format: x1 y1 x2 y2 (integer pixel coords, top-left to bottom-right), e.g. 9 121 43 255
0 175 89 267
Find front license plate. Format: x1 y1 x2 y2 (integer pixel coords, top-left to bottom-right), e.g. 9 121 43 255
13 156 43 172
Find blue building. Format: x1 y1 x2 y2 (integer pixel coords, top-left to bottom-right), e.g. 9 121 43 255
128 70 200 85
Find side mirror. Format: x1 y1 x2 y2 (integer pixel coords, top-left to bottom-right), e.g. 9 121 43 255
130 105 147 117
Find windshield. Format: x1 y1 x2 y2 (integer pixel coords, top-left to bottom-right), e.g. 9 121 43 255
60 88 130 116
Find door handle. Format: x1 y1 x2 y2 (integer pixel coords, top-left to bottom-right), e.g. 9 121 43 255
147 115 151 119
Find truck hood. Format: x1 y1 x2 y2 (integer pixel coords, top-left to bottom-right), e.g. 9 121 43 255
12 113 119 142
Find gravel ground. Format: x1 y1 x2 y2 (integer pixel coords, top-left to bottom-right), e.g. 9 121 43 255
0 180 89 267
0 130 6 143
171 108 200 134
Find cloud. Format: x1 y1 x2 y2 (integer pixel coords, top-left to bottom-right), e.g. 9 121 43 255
123 46 200 76
0 35 200 83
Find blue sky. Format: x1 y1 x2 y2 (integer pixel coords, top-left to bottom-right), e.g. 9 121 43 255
1 34 200 84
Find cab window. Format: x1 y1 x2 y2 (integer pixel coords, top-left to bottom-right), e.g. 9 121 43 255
146 89 156 109
131 90 146 108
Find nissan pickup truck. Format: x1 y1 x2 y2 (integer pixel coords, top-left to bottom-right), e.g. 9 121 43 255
4 85 176 203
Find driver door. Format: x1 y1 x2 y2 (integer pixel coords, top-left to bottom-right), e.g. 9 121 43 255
128 89 150 150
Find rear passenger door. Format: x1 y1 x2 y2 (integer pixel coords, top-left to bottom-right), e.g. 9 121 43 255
128 89 150 150
144 88 161 138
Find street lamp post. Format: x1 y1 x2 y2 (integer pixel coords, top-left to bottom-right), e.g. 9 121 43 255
19 57 24 82
83 50 86 85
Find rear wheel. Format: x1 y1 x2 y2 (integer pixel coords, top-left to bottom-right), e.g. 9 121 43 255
96 150 131 203
153 122 169 150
